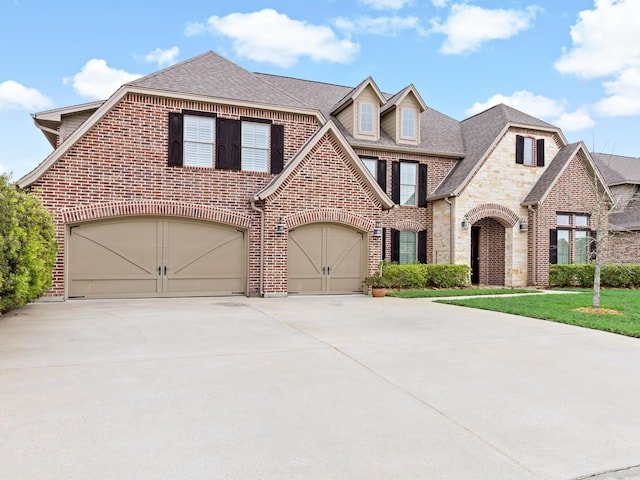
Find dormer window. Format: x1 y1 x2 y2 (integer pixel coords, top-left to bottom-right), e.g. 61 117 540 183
516 135 545 167
401 107 416 140
359 102 374 134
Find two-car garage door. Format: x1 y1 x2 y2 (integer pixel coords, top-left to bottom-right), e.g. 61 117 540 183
68 217 245 299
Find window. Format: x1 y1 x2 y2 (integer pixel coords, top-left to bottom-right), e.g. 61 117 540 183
360 102 374 134
515 135 545 167
575 215 589 227
400 162 417 206
550 213 593 264
557 230 570 264
523 137 534 166
399 230 416 264
241 121 270 172
184 115 215 167
362 158 377 178
401 108 416 139
574 230 589 264
168 112 284 173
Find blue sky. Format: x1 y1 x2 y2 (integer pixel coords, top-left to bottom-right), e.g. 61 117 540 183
1 0 639 179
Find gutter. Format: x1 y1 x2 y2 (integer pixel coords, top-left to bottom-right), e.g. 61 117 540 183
249 199 265 297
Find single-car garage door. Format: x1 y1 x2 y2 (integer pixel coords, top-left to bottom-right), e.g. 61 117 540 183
288 223 365 294
68 217 245 299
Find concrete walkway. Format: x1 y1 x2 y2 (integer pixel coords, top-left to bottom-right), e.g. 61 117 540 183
1 295 640 479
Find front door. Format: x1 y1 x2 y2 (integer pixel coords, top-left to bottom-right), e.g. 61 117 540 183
471 226 480 285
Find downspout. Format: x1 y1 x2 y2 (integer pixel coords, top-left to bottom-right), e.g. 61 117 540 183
528 205 537 285
444 196 455 264
250 199 264 297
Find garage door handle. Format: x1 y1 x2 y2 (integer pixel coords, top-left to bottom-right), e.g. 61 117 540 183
158 266 161 276
164 266 167 276
327 266 330 275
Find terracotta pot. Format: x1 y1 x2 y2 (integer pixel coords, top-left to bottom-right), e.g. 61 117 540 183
371 287 387 297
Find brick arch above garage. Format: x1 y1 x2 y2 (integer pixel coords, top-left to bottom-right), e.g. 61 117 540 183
464 203 520 227
285 208 374 232
61 200 252 228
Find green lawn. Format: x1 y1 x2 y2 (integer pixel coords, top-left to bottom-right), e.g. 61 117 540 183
435 289 640 337
386 288 541 298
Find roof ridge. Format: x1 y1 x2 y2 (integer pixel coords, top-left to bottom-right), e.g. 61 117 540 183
127 51 217 86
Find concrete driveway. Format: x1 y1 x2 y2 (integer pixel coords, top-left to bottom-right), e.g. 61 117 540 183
1 295 640 480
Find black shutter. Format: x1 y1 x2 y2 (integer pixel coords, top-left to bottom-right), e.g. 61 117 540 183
536 139 545 167
549 229 558 264
515 135 524 164
382 227 387 260
216 118 241 170
391 228 400 263
168 112 183 167
418 164 428 207
418 230 427 263
271 124 284 174
377 159 387 192
391 161 400 204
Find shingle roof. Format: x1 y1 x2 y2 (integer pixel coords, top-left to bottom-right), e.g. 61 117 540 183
591 152 640 185
128 51 309 109
431 104 557 198
522 143 582 206
609 205 640 231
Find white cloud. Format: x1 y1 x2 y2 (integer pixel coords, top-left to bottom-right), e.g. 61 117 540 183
555 107 596 131
186 9 359 68
466 91 566 119
466 90 596 132
431 4 538 54
595 67 640 116
65 59 143 99
333 15 423 36
432 0 448 7
145 47 179 67
358 0 413 10
0 80 52 110
555 0 640 79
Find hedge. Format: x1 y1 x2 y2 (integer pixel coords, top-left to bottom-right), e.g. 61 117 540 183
0 175 57 313
549 264 640 288
377 262 471 289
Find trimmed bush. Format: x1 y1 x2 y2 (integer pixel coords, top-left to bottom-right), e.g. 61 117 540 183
0 175 57 313
549 263 640 288
376 262 471 289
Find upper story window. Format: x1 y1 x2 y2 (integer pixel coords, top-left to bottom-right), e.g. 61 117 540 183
184 115 215 168
575 215 589 227
516 135 545 167
359 102 374 134
400 162 417 206
557 214 570 225
362 157 377 178
168 111 284 174
401 107 416 139
241 121 270 172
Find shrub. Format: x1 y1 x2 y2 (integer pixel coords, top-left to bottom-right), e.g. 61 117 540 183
0 175 57 313
369 262 471 290
549 263 640 288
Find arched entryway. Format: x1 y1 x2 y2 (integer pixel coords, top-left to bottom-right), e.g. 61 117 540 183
470 218 506 286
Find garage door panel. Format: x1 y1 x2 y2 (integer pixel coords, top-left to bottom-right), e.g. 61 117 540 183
69 217 245 299
288 223 365 295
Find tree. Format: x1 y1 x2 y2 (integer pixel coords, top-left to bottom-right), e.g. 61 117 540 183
0 174 58 313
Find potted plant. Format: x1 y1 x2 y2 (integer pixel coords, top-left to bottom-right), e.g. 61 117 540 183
364 271 389 297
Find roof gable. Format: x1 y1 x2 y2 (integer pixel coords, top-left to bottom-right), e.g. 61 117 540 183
380 84 427 115
254 120 394 209
522 142 613 206
330 77 386 116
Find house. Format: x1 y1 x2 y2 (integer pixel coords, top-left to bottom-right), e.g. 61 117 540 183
18 51 615 299
592 153 640 263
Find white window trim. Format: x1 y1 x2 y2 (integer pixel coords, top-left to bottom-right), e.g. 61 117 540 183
359 102 374 135
400 162 417 206
241 121 270 172
184 114 215 168
400 107 417 140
